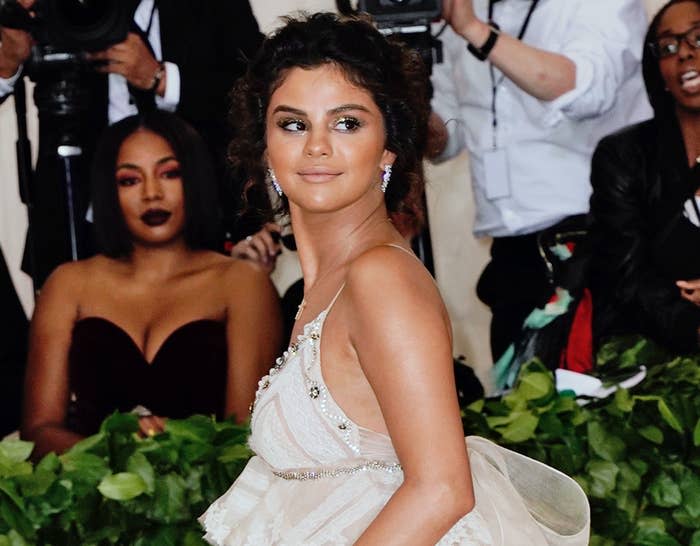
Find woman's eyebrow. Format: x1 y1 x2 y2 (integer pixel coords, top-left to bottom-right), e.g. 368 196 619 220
327 104 371 115
272 105 306 116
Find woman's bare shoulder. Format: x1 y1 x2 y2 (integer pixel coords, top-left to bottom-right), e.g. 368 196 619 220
347 244 438 295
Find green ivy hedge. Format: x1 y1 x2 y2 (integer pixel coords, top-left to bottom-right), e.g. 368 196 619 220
464 336 700 546
1 335 698 545
0 414 251 545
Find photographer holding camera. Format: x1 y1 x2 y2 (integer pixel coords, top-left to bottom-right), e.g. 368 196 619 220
0 0 265 288
428 0 653 361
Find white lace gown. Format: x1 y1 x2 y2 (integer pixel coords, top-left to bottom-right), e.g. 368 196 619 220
200 308 590 545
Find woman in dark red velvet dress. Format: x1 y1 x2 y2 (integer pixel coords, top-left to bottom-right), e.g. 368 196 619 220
21 111 282 460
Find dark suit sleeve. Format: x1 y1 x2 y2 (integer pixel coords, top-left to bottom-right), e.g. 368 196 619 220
175 0 263 123
589 134 700 352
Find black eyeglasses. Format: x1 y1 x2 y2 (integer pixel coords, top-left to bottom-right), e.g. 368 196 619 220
650 25 700 58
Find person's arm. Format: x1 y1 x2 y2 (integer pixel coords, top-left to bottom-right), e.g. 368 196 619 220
222 261 282 423
590 133 700 352
442 0 574 101
346 247 474 545
21 263 85 460
88 32 164 94
442 0 647 119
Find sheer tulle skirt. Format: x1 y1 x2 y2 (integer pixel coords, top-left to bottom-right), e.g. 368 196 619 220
200 436 589 546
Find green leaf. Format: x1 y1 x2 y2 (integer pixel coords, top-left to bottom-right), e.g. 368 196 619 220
499 413 539 443
15 468 56 497
693 418 700 447
648 472 682 508
0 441 33 464
638 425 664 445
617 462 642 492
690 530 700 546
100 412 139 434
148 474 188 523
517 372 553 401
635 396 684 433
587 460 619 498
588 421 626 462
98 472 147 500
127 452 155 495
466 399 484 413
680 471 700 518
613 389 635 412
217 444 252 464
2 530 29 546
632 526 682 546
165 415 216 444
68 432 107 454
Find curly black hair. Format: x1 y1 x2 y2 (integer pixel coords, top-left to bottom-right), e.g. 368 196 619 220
228 12 431 221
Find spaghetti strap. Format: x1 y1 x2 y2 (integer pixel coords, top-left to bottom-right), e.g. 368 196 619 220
380 242 421 263
324 282 346 314
324 244 421 317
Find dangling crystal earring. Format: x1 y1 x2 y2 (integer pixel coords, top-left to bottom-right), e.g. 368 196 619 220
380 164 392 193
268 168 283 196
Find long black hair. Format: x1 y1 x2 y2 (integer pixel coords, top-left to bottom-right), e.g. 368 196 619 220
91 111 221 258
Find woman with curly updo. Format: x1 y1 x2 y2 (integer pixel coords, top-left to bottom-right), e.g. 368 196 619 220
201 13 589 545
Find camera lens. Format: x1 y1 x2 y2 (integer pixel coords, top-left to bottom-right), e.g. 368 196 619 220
56 0 112 27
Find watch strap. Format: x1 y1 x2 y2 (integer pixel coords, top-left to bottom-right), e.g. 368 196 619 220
149 63 165 93
467 25 500 61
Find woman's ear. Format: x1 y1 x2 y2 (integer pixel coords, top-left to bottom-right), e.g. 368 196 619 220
381 149 397 167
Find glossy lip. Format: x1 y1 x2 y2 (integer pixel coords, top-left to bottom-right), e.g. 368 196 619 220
140 208 172 227
297 167 342 184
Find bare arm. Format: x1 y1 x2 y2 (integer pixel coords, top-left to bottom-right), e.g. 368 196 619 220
223 262 283 422
21 264 85 460
347 247 474 545
442 0 575 101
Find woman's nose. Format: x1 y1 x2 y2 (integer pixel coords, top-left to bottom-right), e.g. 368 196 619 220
304 129 331 157
142 176 163 200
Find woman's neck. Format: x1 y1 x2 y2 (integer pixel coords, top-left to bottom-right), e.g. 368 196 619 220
291 202 393 290
127 239 194 281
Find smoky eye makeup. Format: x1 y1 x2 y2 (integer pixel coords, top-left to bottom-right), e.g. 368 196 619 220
334 116 363 132
276 117 307 132
116 173 139 187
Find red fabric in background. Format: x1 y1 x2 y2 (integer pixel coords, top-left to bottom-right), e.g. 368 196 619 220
561 288 594 373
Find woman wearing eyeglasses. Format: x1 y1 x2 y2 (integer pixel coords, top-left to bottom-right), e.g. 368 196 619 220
590 0 700 353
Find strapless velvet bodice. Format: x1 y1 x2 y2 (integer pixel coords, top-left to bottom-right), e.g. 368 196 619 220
68 317 227 435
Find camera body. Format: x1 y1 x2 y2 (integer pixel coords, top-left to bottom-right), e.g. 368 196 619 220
0 0 130 52
358 0 441 25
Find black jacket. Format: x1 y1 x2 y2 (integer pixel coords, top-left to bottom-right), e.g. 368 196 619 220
589 114 700 352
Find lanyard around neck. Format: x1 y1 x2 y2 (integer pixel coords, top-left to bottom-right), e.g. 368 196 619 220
488 0 540 149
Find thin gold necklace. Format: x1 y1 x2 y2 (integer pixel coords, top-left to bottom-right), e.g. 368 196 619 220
294 217 393 321
295 251 349 320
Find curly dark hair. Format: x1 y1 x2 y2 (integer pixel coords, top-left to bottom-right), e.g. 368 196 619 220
643 0 700 119
91 111 222 258
228 12 431 221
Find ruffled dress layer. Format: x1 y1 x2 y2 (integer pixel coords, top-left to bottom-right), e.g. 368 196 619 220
201 309 589 545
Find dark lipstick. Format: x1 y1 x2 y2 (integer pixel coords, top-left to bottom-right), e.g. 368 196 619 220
140 209 171 226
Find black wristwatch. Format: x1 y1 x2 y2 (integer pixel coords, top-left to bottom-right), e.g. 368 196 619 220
467 24 500 61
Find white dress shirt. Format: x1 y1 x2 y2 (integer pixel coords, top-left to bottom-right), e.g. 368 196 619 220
431 0 653 238
0 0 181 125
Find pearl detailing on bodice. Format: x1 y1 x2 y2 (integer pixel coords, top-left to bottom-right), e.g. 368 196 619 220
250 310 361 456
